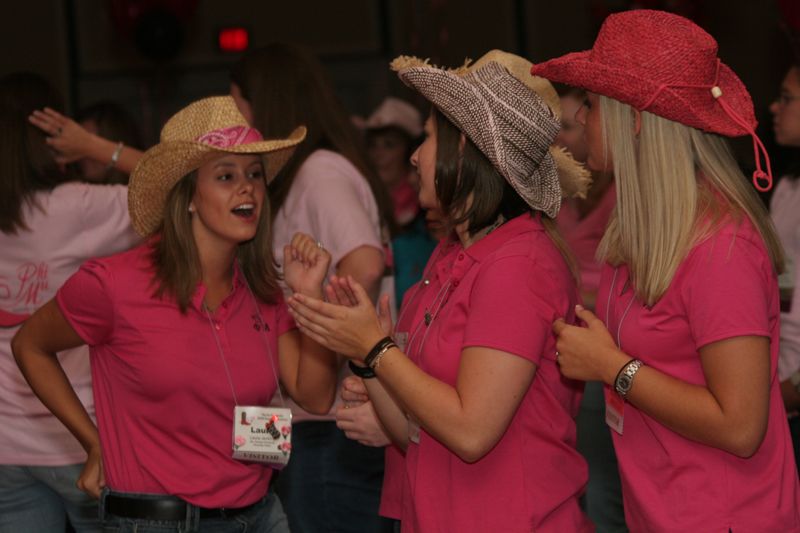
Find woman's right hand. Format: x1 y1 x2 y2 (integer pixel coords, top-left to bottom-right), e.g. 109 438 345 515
28 107 96 165
77 445 105 499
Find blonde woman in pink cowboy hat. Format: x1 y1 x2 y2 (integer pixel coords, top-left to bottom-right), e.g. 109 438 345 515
286 50 594 532
12 96 339 532
533 9 800 532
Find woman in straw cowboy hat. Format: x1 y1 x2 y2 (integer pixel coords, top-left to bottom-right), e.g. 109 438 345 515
12 96 339 532
287 50 594 532
532 9 800 532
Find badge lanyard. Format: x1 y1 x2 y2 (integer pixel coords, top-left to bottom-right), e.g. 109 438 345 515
204 280 292 468
604 267 636 435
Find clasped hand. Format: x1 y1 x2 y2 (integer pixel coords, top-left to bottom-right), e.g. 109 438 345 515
282 233 331 299
287 275 390 362
552 305 627 384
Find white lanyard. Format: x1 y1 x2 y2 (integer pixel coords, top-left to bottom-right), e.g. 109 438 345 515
202 279 285 408
605 267 636 350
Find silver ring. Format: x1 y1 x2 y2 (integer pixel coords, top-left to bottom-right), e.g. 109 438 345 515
316 241 324 249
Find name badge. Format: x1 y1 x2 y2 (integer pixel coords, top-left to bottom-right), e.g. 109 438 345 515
233 406 292 469
605 387 625 435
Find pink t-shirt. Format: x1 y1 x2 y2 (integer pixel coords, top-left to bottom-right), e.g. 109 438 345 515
596 217 800 532
770 176 800 380
0 182 138 466
556 182 615 298
400 214 591 533
271 149 387 422
379 239 460 520
56 243 295 508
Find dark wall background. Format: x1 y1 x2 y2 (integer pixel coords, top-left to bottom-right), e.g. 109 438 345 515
0 0 794 176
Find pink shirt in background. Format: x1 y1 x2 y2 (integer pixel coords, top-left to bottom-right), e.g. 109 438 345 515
56 243 295 508
401 214 591 532
770 176 800 380
597 217 800 532
0 182 137 466
271 149 387 422
556 182 615 299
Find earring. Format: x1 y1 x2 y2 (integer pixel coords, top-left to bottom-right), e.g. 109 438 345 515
188 205 195 213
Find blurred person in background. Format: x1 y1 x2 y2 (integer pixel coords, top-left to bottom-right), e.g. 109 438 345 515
363 97 437 303
770 60 800 473
230 42 396 533
0 72 138 533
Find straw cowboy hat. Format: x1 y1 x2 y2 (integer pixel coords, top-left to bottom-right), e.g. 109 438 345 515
531 9 773 191
128 96 306 236
391 49 590 218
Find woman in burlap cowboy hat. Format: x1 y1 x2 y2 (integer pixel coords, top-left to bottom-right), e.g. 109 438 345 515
287 50 594 532
12 96 339 532
534 9 800 532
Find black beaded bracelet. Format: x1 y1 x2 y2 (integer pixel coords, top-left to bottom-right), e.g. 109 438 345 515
348 360 377 379
364 336 395 369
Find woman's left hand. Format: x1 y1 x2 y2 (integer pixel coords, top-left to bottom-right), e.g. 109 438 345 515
283 233 331 298
552 305 629 383
288 276 385 361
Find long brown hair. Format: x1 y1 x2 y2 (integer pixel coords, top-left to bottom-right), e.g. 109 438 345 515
230 43 395 234
433 108 578 279
150 168 281 313
0 73 73 234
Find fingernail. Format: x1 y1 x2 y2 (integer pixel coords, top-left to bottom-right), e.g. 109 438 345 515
575 304 584 311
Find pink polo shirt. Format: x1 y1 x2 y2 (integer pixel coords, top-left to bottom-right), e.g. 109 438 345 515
597 217 800 532
56 243 295 508
400 214 591 533
379 238 460 520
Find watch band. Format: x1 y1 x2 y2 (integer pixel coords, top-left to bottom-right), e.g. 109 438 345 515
348 360 376 379
614 359 644 398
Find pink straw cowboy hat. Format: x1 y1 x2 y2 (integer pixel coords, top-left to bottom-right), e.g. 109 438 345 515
391 50 590 218
128 96 306 236
532 9 774 192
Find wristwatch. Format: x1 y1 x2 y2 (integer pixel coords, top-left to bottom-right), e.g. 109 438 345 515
614 359 644 398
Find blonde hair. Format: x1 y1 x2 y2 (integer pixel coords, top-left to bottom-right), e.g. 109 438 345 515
597 95 784 306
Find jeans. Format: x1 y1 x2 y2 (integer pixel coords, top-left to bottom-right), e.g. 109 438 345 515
99 489 289 533
0 463 101 533
273 421 394 533
576 381 628 533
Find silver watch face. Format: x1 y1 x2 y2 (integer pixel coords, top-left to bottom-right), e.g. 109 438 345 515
617 374 633 392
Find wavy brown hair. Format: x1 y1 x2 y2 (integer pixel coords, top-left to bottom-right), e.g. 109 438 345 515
230 42 395 235
150 167 281 313
0 73 73 234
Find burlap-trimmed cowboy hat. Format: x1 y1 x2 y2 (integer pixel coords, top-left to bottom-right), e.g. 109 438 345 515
391 49 590 218
531 9 773 192
128 96 306 236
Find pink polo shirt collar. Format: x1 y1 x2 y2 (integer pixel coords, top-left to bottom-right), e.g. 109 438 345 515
189 260 247 314
441 213 544 284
